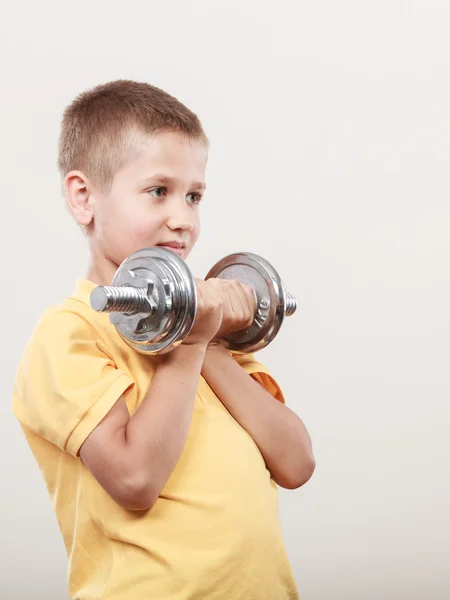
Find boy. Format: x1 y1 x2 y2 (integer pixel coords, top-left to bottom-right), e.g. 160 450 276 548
12 80 315 599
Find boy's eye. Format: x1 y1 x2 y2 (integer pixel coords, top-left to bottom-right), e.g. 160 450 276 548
188 193 202 205
149 187 166 198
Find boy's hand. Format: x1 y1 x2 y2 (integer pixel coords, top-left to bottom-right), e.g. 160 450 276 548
206 278 256 340
182 279 224 347
182 278 256 348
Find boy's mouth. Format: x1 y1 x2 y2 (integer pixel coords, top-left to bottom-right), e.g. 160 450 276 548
157 241 186 257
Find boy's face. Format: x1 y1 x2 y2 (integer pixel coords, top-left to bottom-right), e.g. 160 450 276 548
82 130 207 279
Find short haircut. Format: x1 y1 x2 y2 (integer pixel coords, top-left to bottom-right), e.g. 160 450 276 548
57 79 208 191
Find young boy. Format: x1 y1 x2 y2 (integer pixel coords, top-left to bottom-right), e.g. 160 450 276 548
12 80 315 599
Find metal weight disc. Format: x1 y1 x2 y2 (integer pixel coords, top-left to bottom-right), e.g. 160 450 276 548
205 252 287 354
111 247 197 354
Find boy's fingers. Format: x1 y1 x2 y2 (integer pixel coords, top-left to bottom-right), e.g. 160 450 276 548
233 281 256 319
232 282 249 322
225 282 242 317
204 278 255 328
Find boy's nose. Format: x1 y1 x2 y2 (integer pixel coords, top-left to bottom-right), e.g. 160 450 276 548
166 206 195 232
167 216 194 232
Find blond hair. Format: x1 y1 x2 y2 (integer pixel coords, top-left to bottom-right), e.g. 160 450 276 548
57 79 208 191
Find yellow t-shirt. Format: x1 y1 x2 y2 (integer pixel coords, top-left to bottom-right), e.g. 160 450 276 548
12 279 299 600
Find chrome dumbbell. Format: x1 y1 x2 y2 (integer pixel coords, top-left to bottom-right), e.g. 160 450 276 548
205 252 296 353
90 247 197 355
90 247 296 354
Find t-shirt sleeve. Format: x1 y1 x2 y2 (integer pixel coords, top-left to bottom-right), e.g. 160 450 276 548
229 351 285 404
12 309 135 457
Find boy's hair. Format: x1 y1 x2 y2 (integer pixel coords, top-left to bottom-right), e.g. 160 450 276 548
57 80 208 191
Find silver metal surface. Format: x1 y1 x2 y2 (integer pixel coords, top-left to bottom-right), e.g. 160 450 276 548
90 285 152 314
205 252 296 353
285 292 297 316
90 247 197 354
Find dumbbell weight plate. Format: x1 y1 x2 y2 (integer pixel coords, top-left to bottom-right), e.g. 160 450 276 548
110 247 197 354
205 252 287 354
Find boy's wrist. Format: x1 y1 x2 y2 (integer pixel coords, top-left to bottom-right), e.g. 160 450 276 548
174 340 209 357
203 342 230 370
205 340 227 354
154 341 222 368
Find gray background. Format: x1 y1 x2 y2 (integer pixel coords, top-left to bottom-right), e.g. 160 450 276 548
1 1 449 598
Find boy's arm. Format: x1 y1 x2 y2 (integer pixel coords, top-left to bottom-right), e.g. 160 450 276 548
79 278 228 512
201 344 315 489
80 342 207 511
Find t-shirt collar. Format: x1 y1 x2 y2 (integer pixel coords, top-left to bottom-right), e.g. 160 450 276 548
72 279 98 306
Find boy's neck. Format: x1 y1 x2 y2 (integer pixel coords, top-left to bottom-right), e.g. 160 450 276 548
86 253 118 287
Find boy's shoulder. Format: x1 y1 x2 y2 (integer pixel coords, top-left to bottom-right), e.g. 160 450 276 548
12 279 135 456
22 279 114 361
30 279 98 334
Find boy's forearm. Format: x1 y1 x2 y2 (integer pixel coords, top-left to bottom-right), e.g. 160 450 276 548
201 344 315 489
125 342 207 505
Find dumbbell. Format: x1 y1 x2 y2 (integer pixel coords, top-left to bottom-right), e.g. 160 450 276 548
90 247 296 354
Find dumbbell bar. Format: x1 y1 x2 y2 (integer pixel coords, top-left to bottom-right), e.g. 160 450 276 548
90 247 296 354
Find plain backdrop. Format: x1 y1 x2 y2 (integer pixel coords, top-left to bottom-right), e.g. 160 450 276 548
1 1 449 599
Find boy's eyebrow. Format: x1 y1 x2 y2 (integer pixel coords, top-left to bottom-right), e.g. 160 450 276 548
143 174 206 191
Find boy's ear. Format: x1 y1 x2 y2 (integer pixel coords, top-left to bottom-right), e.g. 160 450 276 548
65 171 94 226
